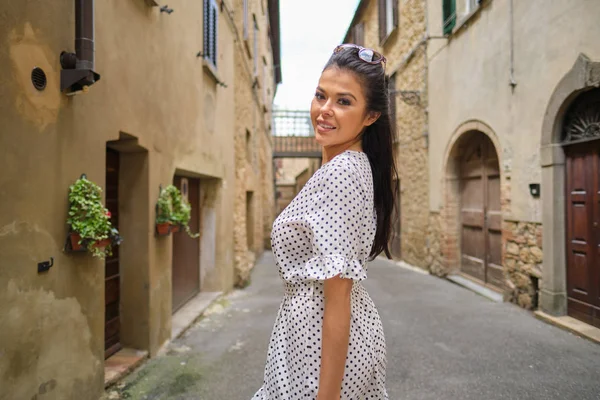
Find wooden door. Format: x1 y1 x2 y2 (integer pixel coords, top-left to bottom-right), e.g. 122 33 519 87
105 148 121 359
565 143 600 328
459 134 503 290
172 176 201 312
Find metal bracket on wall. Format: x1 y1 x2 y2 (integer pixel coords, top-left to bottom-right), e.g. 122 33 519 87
38 258 54 273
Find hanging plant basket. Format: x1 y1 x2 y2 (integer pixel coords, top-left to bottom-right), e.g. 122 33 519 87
155 184 199 238
170 224 182 233
67 232 87 252
92 238 112 250
64 174 122 258
156 222 171 236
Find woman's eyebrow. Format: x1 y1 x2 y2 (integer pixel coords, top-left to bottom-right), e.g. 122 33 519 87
316 86 357 101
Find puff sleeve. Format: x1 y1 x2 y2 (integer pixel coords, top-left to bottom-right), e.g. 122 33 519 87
303 159 369 282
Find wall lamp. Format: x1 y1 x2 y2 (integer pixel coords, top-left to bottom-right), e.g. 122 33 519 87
389 89 422 106
529 183 540 198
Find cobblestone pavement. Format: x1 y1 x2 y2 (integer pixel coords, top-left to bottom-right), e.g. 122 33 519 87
105 252 600 400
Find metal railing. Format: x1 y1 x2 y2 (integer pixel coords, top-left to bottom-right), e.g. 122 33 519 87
272 109 321 158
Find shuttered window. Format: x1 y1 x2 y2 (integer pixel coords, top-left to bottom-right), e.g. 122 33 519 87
243 0 249 39
388 73 397 143
354 22 365 46
203 0 218 68
378 0 399 43
443 0 456 35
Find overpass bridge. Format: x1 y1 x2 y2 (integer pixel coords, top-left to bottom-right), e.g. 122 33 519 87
272 110 321 158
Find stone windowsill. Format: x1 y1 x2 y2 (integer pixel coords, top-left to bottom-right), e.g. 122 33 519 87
202 59 221 85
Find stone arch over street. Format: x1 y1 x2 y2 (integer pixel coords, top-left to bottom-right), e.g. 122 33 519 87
540 54 600 321
441 121 504 291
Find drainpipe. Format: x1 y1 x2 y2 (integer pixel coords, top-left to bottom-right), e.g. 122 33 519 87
509 0 517 90
60 0 101 94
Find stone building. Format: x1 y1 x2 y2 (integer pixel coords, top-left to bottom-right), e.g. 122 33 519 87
344 0 429 266
345 0 600 335
0 1 280 399
232 0 282 285
427 0 600 330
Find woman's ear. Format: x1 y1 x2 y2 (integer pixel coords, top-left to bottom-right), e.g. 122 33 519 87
364 111 381 127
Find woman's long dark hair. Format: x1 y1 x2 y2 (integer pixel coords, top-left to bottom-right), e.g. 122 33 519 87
323 46 399 260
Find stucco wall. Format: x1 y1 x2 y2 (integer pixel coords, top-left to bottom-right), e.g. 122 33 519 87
0 0 239 398
427 0 600 222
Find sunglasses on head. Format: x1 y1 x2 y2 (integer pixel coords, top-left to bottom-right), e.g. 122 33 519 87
333 44 387 71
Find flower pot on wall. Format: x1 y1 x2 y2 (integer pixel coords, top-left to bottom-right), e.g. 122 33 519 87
170 224 182 233
92 238 112 250
156 222 171 236
68 232 87 252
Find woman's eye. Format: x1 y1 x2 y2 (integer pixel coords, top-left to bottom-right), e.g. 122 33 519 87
338 98 351 106
315 92 325 100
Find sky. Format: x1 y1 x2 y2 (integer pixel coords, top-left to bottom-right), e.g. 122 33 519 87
273 0 362 111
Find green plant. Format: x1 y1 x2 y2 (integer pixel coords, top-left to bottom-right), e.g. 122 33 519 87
156 185 199 238
67 176 122 258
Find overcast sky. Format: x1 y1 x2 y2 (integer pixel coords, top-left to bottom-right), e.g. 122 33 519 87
273 0 361 111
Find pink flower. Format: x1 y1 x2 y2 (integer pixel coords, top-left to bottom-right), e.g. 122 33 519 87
105 210 112 218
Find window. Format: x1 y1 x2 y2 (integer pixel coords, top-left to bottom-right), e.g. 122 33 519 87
388 73 397 143
243 0 249 40
253 14 259 77
464 0 477 14
262 57 269 107
378 0 398 43
456 0 477 17
442 0 456 35
353 22 365 46
203 0 218 67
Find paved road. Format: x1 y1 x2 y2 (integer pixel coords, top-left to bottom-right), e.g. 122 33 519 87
107 252 600 400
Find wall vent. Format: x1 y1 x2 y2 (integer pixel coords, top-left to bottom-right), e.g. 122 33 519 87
31 67 47 91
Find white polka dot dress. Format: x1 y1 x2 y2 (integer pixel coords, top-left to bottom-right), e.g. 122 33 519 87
252 150 389 400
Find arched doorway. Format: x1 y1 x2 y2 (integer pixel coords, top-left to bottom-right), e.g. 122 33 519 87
562 88 600 328
540 54 600 324
456 132 503 290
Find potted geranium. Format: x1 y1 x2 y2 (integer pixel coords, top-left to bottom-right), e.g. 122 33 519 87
155 184 199 238
66 175 122 258
156 187 174 236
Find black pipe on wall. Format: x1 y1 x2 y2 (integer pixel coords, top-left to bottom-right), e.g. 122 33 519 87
60 0 100 93
75 0 95 71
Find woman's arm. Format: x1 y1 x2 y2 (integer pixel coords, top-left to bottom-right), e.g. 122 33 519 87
317 275 353 400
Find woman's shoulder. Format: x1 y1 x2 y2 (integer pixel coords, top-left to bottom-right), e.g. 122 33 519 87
324 150 369 175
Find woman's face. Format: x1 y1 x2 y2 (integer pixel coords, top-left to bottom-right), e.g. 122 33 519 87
310 67 379 150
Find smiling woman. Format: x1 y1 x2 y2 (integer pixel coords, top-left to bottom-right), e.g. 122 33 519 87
252 44 397 400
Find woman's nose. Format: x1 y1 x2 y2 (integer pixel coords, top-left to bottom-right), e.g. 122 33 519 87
321 100 333 116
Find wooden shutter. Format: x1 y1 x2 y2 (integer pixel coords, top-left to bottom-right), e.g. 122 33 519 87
388 73 397 142
378 0 386 42
392 0 399 30
354 22 365 46
203 0 218 67
211 0 218 67
443 0 456 35
243 0 249 39
203 0 209 61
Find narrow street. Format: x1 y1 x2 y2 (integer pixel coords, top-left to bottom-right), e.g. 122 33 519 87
107 253 600 400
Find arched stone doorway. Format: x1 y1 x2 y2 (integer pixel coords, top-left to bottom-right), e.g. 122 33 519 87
540 54 600 326
558 89 600 327
443 124 504 291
